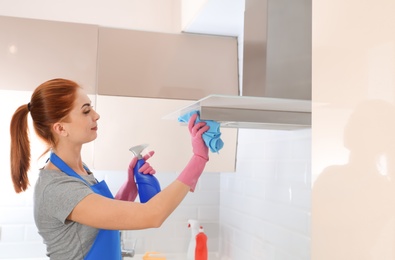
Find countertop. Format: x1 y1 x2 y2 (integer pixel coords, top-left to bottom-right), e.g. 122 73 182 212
130 253 220 260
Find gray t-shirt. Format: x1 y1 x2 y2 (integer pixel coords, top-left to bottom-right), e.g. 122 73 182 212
34 169 99 260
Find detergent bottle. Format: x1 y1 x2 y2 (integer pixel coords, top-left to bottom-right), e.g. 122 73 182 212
195 226 208 260
130 144 161 203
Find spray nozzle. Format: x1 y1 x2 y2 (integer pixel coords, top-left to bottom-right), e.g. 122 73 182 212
129 144 149 159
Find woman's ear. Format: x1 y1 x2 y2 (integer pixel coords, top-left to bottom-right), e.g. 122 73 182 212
52 122 68 137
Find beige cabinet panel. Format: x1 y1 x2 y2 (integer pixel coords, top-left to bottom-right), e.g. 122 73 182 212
97 28 239 100
0 16 98 93
93 95 237 172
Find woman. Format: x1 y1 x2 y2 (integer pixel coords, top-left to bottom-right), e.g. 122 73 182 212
10 78 210 260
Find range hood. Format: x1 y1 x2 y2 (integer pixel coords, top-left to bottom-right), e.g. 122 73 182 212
166 0 312 130
164 94 311 130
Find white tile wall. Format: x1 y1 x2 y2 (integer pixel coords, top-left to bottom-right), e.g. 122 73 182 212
219 128 311 260
100 170 221 256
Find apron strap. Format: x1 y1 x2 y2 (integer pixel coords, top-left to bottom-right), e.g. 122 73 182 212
50 152 93 185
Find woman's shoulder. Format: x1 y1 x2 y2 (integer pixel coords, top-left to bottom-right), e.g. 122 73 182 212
35 168 92 192
34 168 95 208
37 168 64 181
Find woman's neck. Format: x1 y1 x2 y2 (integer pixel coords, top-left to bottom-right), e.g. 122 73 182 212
50 145 87 175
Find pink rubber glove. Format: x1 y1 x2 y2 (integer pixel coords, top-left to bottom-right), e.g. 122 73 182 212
177 114 210 191
115 151 155 201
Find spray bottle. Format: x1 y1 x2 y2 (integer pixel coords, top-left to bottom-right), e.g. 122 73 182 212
130 144 161 203
187 219 200 260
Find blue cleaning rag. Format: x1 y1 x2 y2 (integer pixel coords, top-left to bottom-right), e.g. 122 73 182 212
178 110 224 153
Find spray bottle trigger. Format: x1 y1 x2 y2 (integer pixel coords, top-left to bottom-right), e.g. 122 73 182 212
129 144 149 159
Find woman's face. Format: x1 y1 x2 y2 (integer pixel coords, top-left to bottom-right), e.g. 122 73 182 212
62 88 100 145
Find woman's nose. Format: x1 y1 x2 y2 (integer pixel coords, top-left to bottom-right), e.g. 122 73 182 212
94 109 100 121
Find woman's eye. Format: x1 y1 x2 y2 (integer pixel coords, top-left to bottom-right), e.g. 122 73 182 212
83 105 94 114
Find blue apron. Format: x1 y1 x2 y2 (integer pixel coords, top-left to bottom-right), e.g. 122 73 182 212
50 152 122 260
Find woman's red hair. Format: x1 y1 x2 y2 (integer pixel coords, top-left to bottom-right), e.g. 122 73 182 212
10 78 80 193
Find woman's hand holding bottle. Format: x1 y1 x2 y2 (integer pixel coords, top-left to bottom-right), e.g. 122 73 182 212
115 151 156 201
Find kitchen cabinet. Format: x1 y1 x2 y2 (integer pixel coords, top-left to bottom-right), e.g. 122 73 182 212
97 27 239 100
93 95 238 172
0 16 98 93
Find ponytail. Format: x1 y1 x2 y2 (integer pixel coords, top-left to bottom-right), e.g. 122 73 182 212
10 104 31 193
9 78 80 193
